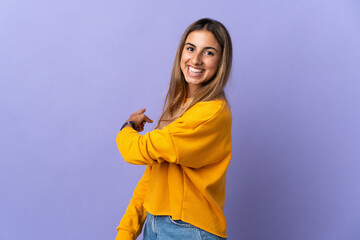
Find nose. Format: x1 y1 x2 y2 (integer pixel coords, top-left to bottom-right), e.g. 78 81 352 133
191 52 202 65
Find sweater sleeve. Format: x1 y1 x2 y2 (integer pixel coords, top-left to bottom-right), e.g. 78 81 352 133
115 166 150 240
116 101 231 169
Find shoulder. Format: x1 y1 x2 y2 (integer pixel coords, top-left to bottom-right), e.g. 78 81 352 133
179 99 232 127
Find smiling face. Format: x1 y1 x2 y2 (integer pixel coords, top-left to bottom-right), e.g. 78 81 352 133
180 30 222 97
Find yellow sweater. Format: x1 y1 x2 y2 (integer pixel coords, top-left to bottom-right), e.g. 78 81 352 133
115 99 232 239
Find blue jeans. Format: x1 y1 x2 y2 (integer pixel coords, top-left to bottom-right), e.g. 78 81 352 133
143 212 227 240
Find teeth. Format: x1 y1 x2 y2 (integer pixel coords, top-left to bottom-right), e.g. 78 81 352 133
189 66 204 73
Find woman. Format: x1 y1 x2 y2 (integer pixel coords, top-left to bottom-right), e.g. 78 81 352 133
115 18 233 240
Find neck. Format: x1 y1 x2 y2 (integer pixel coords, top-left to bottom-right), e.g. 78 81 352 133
186 84 199 98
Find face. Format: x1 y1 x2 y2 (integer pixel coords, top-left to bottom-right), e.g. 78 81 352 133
180 30 222 94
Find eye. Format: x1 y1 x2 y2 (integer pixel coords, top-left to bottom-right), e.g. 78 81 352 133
204 51 214 56
186 47 194 51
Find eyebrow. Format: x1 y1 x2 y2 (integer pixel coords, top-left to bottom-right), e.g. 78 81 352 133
185 43 219 53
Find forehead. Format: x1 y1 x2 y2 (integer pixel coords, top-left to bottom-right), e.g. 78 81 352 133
185 30 220 49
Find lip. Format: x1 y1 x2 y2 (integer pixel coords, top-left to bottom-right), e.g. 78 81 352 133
187 65 205 77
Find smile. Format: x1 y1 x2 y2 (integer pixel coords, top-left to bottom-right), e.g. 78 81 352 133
188 66 204 76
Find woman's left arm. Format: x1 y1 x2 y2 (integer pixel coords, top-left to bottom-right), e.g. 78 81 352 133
115 166 150 240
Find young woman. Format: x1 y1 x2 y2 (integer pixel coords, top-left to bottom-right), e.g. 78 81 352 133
115 18 233 240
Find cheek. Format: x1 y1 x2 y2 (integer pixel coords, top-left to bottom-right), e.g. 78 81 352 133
207 60 220 73
181 52 189 63
180 55 189 70
180 58 185 72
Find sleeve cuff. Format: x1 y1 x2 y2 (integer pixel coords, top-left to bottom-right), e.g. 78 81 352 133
115 229 136 240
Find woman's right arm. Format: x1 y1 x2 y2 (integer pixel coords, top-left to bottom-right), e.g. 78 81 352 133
116 101 232 169
115 165 150 240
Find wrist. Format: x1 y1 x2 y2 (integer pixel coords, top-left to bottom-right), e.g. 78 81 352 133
120 121 136 131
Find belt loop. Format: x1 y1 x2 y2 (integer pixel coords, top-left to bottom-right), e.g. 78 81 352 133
151 213 156 234
155 214 158 235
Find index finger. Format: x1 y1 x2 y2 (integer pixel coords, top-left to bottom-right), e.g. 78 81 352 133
134 108 146 114
144 114 153 123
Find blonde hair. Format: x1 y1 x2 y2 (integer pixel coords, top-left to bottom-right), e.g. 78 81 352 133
156 18 233 129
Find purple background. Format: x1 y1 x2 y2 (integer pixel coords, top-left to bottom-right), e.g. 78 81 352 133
1 0 360 239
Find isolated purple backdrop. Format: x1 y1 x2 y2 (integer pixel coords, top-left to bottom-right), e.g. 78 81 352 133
1 0 360 239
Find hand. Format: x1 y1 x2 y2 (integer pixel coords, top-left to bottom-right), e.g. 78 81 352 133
126 108 153 132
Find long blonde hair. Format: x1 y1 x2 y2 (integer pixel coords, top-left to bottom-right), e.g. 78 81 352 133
156 18 233 129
